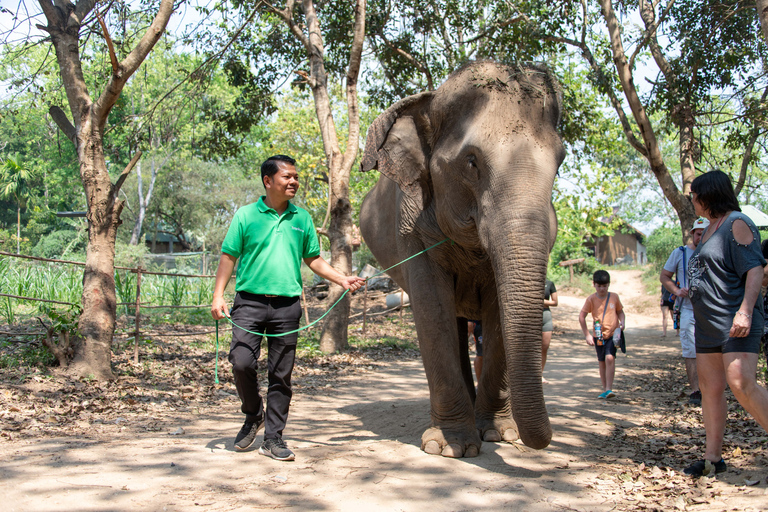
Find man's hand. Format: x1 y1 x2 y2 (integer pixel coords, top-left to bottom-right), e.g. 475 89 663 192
340 275 366 292
586 334 595 346
676 287 689 298
211 296 230 320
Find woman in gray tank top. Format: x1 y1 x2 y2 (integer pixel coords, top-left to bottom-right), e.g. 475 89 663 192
683 170 768 477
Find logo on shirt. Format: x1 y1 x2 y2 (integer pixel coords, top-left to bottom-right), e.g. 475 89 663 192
291 226 305 233
687 253 708 301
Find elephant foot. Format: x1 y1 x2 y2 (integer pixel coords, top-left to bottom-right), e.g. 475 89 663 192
421 426 481 458
477 417 519 443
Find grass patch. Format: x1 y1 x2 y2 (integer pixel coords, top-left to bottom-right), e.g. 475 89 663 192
348 334 418 351
641 265 663 297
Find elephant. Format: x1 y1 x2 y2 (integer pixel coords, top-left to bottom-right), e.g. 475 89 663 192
359 60 564 457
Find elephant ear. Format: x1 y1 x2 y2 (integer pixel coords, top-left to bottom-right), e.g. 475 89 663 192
361 91 434 200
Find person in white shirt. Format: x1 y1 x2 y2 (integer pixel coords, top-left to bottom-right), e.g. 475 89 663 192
660 217 709 406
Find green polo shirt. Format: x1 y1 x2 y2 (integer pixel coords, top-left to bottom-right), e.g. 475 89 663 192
221 197 321 297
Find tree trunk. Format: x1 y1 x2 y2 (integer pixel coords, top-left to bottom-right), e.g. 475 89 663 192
130 160 146 245
130 152 164 245
319 187 354 353
275 0 365 353
757 0 768 46
70 124 122 380
677 107 697 244
40 0 175 380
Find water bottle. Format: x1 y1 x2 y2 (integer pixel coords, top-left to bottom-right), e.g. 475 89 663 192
594 320 602 345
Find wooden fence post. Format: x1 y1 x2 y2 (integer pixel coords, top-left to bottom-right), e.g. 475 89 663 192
558 258 585 283
133 266 143 364
301 286 310 327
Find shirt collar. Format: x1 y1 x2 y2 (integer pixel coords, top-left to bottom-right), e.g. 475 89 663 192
257 196 297 214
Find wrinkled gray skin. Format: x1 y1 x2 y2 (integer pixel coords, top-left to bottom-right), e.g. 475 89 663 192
359 61 564 457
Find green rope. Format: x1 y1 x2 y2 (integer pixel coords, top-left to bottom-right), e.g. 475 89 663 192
215 319 220 384
221 237 451 338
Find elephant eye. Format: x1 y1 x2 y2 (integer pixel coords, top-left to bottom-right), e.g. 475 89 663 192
465 155 480 181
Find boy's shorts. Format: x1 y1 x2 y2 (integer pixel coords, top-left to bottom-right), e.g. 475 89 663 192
594 337 617 361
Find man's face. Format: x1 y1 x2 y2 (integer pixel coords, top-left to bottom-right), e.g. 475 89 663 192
692 228 704 247
264 162 299 200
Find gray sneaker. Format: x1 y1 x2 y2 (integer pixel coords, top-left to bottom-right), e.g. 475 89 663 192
234 419 264 451
259 437 295 461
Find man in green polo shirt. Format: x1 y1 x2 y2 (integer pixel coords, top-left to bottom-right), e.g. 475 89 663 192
211 155 364 461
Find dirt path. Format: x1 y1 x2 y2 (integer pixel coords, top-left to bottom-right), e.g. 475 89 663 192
1 270 767 511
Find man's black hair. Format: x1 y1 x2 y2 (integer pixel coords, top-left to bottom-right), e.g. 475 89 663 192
261 155 296 184
593 270 610 285
690 170 741 218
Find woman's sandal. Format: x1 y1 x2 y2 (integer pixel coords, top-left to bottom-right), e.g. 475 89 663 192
683 458 727 477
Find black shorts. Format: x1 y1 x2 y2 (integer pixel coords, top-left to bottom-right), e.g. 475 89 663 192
594 337 617 361
660 300 674 309
696 335 761 354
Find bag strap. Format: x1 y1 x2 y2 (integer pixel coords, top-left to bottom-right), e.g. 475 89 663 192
601 292 610 325
679 246 687 287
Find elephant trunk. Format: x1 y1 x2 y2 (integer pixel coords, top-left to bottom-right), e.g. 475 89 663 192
486 213 552 449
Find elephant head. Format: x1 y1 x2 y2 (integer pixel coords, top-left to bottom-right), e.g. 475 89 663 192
361 61 564 451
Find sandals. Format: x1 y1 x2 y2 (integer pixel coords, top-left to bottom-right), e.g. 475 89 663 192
683 458 727 477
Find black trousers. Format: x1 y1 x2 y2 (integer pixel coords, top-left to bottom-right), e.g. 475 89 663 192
228 292 301 439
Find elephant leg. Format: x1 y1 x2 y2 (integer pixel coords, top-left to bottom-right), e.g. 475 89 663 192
457 317 476 406
475 305 519 443
408 258 481 458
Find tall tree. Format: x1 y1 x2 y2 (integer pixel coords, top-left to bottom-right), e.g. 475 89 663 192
0 155 36 254
250 0 366 352
536 0 766 241
34 0 175 379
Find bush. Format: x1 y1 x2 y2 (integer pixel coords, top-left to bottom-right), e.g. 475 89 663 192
646 226 683 271
32 229 83 259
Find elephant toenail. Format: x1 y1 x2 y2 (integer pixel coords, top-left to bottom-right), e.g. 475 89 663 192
424 440 442 455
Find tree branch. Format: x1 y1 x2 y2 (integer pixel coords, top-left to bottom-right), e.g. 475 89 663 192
92 0 175 130
341 0 365 173
96 11 119 75
48 105 76 144
375 31 434 90
113 150 142 197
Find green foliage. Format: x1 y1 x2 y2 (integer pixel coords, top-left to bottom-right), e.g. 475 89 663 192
645 226 682 272
0 338 56 369
38 304 81 337
0 154 36 208
1 296 14 325
114 270 137 317
297 330 323 357
32 229 84 259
